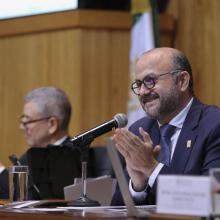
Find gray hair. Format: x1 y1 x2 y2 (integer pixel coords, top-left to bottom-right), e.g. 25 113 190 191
24 86 71 130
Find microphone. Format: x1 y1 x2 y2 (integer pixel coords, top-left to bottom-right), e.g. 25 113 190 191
8 154 21 166
70 113 128 146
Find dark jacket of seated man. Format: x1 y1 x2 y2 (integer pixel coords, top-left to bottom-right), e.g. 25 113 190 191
111 48 220 206
0 143 115 200
0 138 82 200
0 169 8 199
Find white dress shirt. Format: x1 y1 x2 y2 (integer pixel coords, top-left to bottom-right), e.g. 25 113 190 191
0 166 5 174
129 98 194 201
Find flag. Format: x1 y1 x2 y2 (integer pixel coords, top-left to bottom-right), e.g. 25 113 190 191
127 0 158 127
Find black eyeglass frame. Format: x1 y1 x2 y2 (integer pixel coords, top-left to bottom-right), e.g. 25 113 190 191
131 69 183 95
19 116 51 127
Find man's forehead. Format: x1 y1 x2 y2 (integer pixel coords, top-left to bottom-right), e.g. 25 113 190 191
23 103 41 118
135 60 172 79
137 49 173 68
136 70 157 79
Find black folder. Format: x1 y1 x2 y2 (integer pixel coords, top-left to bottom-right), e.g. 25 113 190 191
26 145 117 200
26 146 82 199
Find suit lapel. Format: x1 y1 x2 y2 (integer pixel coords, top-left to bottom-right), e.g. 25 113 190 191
170 99 204 172
150 123 160 146
137 117 160 146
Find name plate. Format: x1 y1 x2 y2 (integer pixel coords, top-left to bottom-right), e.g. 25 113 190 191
156 175 211 216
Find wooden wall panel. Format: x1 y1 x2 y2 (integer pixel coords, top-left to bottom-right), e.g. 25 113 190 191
79 29 130 143
0 30 83 165
159 13 176 47
175 0 220 106
0 11 131 166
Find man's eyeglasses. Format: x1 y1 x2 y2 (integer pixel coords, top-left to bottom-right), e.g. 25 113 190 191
131 69 182 95
20 116 51 127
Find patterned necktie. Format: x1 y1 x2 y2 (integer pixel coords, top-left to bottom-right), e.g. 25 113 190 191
159 124 176 166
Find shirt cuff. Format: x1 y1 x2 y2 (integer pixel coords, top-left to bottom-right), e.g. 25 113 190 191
0 166 6 174
148 163 164 187
128 163 164 202
129 179 148 202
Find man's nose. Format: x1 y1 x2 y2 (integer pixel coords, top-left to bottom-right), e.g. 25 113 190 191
19 122 25 130
139 83 150 96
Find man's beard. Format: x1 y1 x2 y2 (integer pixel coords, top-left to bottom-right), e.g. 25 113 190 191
140 84 181 121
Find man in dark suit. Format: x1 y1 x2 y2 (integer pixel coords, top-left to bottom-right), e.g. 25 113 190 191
111 47 220 205
0 86 80 199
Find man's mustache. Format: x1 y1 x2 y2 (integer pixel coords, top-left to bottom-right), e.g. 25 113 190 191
140 92 159 103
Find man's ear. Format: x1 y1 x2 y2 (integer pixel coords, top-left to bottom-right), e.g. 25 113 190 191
178 71 190 92
48 117 59 134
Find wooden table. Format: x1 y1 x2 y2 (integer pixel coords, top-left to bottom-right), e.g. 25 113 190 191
0 207 203 220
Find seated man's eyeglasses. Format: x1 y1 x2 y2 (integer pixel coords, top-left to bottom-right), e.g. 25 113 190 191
19 116 51 127
131 69 182 95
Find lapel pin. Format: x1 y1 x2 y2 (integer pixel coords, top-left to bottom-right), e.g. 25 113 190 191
187 140 192 148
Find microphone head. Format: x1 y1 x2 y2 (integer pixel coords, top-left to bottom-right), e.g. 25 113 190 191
114 113 128 128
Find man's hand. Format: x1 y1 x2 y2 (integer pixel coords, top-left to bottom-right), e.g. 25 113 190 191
113 127 160 191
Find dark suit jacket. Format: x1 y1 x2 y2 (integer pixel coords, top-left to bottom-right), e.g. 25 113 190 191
111 98 220 205
0 137 82 200
0 169 9 199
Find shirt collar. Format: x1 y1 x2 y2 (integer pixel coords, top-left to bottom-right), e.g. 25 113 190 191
169 98 194 129
53 136 68 146
158 98 194 129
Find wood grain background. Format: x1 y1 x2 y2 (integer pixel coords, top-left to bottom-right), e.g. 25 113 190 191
1 1 220 166
0 10 130 165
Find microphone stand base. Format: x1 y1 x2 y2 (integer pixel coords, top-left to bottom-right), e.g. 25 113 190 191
67 195 101 207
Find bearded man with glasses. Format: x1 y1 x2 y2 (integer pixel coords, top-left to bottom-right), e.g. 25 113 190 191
0 86 81 200
112 47 220 206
